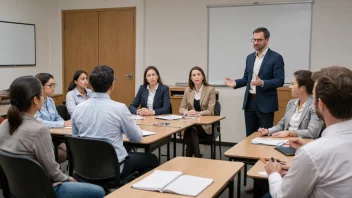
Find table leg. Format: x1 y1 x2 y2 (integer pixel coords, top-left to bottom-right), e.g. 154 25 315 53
237 170 241 198
229 179 234 198
167 142 170 161
173 133 177 158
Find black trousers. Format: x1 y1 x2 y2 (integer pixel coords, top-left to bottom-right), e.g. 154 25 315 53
244 94 274 137
120 152 159 178
184 125 211 157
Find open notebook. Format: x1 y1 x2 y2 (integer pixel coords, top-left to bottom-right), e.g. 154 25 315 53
251 137 288 146
156 115 183 120
131 170 213 197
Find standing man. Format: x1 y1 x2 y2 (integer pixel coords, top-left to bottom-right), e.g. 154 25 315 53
225 27 284 137
265 66 352 198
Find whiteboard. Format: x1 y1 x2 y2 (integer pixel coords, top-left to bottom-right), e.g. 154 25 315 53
208 2 312 85
0 21 36 66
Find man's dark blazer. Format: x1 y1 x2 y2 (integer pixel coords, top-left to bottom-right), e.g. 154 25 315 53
234 48 285 113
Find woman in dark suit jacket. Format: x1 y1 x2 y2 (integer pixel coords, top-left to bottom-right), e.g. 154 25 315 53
129 66 170 115
179 66 216 157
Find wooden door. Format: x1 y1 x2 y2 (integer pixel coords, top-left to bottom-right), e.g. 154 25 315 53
63 12 99 95
98 9 136 105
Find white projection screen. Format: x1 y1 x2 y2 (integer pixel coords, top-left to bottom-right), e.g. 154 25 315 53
0 21 36 66
208 2 312 85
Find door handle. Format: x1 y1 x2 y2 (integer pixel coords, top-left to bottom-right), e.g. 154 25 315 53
124 72 133 80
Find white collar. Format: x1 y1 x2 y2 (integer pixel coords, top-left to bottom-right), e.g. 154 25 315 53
322 120 352 137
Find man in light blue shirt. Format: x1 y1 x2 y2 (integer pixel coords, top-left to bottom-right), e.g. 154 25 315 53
72 65 158 177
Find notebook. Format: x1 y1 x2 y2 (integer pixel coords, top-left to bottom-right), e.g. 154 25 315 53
251 138 288 146
155 115 183 120
142 130 156 137
131 170 213 197
275 146 296 156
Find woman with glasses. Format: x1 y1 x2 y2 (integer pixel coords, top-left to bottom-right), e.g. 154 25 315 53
129 66 170 115
35 73 70 163
66 70 93 116
35 73 71 128
0 76 105 198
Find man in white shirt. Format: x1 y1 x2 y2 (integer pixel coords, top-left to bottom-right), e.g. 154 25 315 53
265 66 352 198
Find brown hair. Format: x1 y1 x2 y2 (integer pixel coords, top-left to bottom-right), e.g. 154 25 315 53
312 66 352 119
143 66 163 88
294 70 314 94
188 66 209 90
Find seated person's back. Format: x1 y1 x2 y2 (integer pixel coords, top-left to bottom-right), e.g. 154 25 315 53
72 65 159 177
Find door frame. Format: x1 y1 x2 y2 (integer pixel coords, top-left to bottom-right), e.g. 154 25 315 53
61 7 136 97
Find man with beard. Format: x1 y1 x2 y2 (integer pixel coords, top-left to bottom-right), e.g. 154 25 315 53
225 27 285 137
265 66 352 198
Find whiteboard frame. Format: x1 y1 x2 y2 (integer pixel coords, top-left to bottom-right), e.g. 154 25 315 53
0 21 36 67
206 1 313 86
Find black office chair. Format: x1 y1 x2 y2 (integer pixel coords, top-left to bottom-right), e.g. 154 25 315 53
66 136 138 194
182 100 222 159
0 150 56 198
56 104 70 121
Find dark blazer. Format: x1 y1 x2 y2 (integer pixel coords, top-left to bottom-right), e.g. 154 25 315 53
129 84 170 115
235 48 285 113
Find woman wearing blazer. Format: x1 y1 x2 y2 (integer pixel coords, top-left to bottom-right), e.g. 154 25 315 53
179 66 216 157
129 66 170 115
258 70 323 139
66 70 93 116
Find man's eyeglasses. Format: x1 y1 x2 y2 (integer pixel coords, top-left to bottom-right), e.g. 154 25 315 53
45 83 57 88
251 38 264 43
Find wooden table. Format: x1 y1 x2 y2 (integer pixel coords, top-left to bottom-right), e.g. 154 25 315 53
247 160 270 198
105 157 244 198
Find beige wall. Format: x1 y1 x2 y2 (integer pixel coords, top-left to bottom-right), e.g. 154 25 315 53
0 0 59 90
1 0 351 142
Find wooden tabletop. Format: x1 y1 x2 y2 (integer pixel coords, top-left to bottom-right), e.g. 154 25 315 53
224 132 312 160
105 157 244 198
247 160 268 179
135 115 225 126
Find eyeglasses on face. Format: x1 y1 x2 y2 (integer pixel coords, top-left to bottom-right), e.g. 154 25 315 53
45 83 57 88
250 38 265 43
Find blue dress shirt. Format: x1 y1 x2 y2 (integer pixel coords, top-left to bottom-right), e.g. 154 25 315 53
66 87 93 116
36 97 64 128
71 93 143 169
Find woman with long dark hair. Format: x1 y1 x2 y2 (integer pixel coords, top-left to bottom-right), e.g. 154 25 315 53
0 76 105 198
66 70 93 116
129 66 170 115
179 66 216 157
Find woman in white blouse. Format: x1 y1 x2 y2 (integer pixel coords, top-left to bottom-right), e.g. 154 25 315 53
258 70 323 139
66 70 93 116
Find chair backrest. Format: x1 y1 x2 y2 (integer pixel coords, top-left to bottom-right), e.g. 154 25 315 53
318 122 326 138
0 150 56 198
56 105 70 120
66 136 120 181
214 100 221 133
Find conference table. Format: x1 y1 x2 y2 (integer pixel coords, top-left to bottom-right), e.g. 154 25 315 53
224 132 313 198
50 115 225 162
105 157 244 198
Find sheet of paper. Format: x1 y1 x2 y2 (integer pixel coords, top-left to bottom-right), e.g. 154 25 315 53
257 171 268 177
142 130 156 136
164 175 214 197
132 170 183 192
251 137 288 146
156 115 183 120
132 115 144 120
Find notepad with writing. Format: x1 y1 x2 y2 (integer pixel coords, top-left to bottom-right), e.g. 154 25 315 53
155 115 183 120
251 137 288 146
131 170 213 196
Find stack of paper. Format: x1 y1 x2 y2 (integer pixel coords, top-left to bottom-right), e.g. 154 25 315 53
251 138 288 146
156 115 183 120
132 170 213 196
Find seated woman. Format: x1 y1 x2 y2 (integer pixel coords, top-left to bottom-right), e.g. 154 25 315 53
129 66 170 115
258 70 323 139
179 66 216 157
35 73 71 163
66 70 93 116
0 76 105 198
